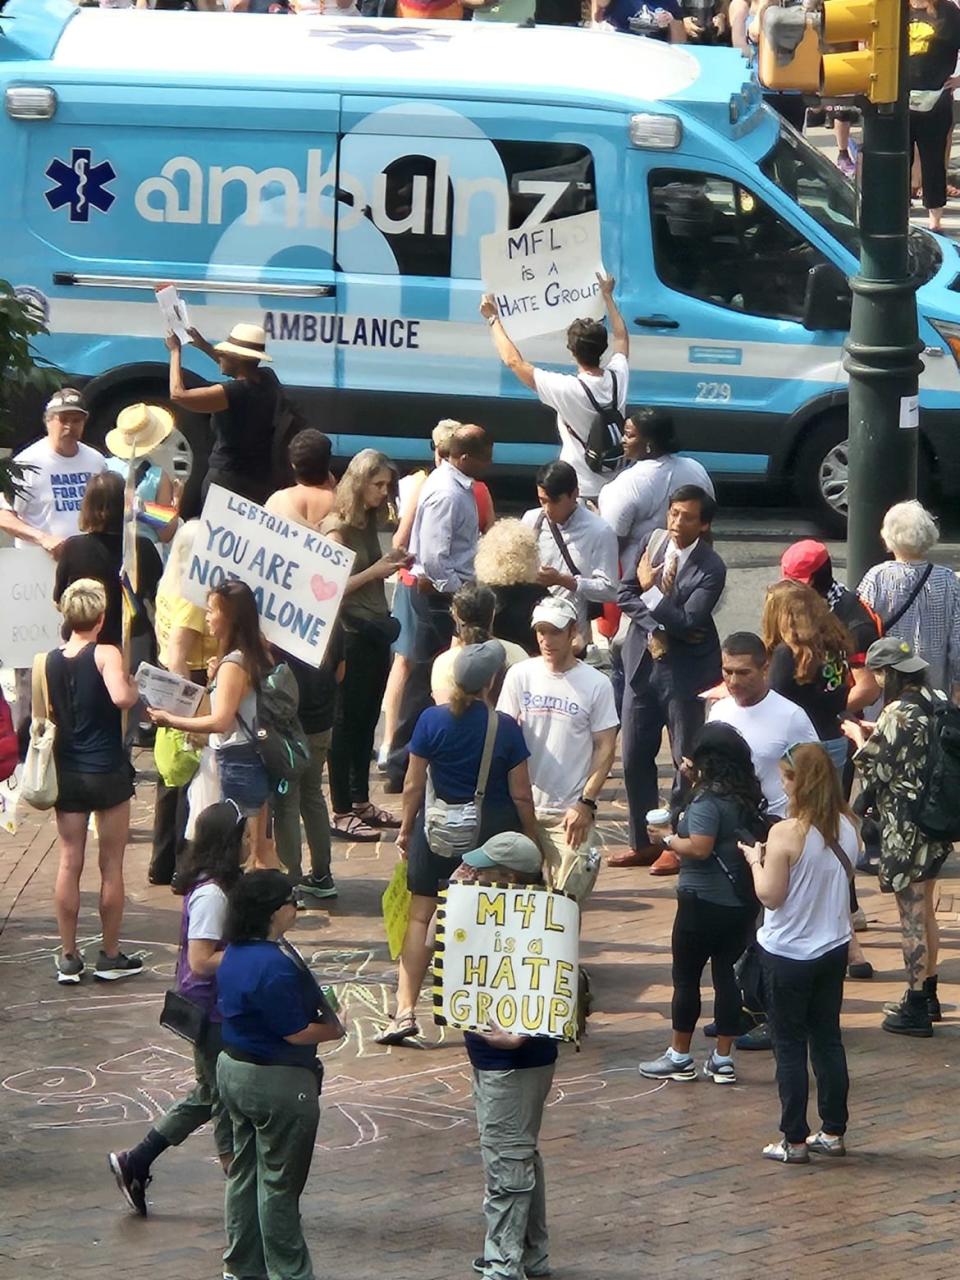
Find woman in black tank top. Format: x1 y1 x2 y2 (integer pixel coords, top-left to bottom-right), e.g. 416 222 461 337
45 579 141 987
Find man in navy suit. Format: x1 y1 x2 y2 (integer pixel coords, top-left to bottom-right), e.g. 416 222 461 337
609 485 726 873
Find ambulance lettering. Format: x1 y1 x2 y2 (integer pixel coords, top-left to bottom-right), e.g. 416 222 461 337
263 313 420 348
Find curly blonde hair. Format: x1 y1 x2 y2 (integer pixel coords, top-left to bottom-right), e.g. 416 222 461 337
475 519 540 586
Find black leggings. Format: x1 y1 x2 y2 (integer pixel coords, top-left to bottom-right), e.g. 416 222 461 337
910 90 954 211
671 892 756 1036
329 627 392 814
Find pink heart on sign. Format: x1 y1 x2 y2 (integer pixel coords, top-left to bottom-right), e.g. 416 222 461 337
310 574 338 603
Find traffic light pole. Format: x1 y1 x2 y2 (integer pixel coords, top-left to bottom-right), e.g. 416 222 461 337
844 0 924 587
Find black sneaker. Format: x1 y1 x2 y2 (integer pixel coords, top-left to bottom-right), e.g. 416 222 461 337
108 1150 150 1216
735 1023 772 1051
94 951 144 981
56 952 85 985
298 874 338 900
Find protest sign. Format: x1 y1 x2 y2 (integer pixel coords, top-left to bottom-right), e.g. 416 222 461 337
182 485 356 666
480 210 605 343
433 882 580 1041
135 663 205 716
155 284 192 345
382 860 412 962
0 547 61 669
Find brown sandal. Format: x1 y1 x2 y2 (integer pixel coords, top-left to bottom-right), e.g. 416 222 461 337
374 1009 421 1045
354 801 400 829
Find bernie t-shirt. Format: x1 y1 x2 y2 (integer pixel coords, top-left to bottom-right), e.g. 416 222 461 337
3 439 106 545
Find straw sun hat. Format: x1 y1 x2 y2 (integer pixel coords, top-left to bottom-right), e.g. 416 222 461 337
214 323 272 363
105 402 175 460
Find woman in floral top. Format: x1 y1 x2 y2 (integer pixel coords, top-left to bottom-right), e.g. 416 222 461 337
854 638 951 1038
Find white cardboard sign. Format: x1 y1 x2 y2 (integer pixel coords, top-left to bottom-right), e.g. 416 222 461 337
434 882 580 1041
182 485 355 667
0 547 61 669
480 210 605 342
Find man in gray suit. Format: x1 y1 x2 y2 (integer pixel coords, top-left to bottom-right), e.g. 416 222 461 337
610 485 726 874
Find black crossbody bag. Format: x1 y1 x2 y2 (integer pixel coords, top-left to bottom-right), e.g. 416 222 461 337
534 512 604 621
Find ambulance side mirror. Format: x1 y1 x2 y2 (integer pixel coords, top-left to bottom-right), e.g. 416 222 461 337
802 262 852 332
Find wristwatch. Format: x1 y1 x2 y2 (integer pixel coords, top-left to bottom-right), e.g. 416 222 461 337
661 834 674 849
578 795 597 811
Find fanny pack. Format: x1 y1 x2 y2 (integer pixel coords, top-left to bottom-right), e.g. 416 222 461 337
909 89 944 113
425 707 498 858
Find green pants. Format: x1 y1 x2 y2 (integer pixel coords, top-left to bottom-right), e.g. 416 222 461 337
274 729 333 882
217 1053 320 1280
155 1024 233 1156
473 1064 555 1280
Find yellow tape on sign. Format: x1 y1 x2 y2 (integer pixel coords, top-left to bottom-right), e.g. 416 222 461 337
382 859 412 962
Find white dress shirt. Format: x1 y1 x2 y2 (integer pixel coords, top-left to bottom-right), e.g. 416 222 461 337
409 461 478 594
598 453 715 576
522 502 618 643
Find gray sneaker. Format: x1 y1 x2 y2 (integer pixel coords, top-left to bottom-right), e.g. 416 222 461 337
638 1052 696 1082
94 951 143 981
56 952 85 985
806 1131 846 1157
297 874 338 900
703 1051 737 1084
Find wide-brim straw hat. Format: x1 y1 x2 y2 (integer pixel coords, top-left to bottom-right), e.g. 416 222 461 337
105 402 175 460
214 322 272 363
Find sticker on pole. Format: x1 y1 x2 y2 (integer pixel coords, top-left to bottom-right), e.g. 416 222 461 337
898 395 919 430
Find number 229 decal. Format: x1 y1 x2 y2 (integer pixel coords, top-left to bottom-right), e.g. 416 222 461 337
695 381 732 402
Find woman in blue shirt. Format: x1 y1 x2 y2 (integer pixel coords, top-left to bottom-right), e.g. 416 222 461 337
377 641 540 1046
216 870 345 1280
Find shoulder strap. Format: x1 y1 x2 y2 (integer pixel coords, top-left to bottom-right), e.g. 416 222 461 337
883 562 933 632
535 510 581 578
31 652 52 724
578 369 618 416
826 836 855 882
473 707 500 809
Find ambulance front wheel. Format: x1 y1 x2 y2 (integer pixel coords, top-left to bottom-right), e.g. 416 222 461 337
794 413 932 538
87 388 210 521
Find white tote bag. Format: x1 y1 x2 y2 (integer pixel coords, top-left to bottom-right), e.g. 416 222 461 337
20 652 58 811
185 746 221 840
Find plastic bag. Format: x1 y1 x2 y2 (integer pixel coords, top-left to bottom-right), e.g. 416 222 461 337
185 747 220 840
154 727 201 789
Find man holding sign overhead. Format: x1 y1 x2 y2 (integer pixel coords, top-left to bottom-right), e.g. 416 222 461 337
481 273 629 502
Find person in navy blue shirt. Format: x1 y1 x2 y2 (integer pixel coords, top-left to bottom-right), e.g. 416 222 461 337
377 641 541 1046
595 0 686 41
453 833 560 1280
216 870 344 1280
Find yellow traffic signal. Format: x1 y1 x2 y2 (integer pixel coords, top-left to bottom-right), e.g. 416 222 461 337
758 0 901 105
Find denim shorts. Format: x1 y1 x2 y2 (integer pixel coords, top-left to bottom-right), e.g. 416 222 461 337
216 744 270 815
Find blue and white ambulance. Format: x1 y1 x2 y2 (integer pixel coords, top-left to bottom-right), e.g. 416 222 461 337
2 0 959 525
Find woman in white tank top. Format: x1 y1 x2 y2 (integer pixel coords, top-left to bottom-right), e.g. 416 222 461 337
739 743 858 1165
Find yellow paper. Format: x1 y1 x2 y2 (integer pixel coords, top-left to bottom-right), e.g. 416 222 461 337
381 859 411 961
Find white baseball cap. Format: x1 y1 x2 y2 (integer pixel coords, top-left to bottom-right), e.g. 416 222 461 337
531 596 578 630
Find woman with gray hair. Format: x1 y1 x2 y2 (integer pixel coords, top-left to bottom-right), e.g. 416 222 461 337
857 500 960 698
320 449 409 841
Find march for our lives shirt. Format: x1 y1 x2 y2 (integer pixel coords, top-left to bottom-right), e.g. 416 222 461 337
498 658 619 814
3 440 106 545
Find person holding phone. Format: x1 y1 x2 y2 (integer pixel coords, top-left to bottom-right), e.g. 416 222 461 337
638 723 763 1086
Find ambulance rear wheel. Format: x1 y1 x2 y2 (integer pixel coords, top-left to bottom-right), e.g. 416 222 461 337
87 388 210 521
795 413 933 538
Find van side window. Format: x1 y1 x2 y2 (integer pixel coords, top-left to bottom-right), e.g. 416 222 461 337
649 170 828 322
347 141 596 280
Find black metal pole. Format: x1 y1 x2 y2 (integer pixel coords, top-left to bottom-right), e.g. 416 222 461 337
844 0 924 588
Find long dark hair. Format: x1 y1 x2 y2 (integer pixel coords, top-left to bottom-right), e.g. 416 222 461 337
175 802 246 897
452 583 497 647
224 869 293 943
882 666 930 706
689 723 764 818
209 580 272 681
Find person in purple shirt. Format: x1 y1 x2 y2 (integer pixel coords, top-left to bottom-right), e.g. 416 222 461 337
109 802 245 1216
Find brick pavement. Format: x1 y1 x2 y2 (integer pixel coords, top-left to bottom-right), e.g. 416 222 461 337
1 753 959 1280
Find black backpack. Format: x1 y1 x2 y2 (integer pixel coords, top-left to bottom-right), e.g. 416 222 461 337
569 370 625 475
915 697 960 841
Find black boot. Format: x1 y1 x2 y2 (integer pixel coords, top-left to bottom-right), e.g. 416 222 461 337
923 975 942 1022
882 989 933 1037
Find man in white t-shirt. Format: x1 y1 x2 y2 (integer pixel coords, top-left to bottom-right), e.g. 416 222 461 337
707 632 819 818
498 596 619 899
480 274 629 500
0 388 106 554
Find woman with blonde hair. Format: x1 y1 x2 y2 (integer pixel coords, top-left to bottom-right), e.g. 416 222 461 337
430 583 529 706
474 518 546 654
46 578 142 984
858 500 960 698
377 641 538 1044
740 743 858 1163
761 580 854 777
320 449 409 841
